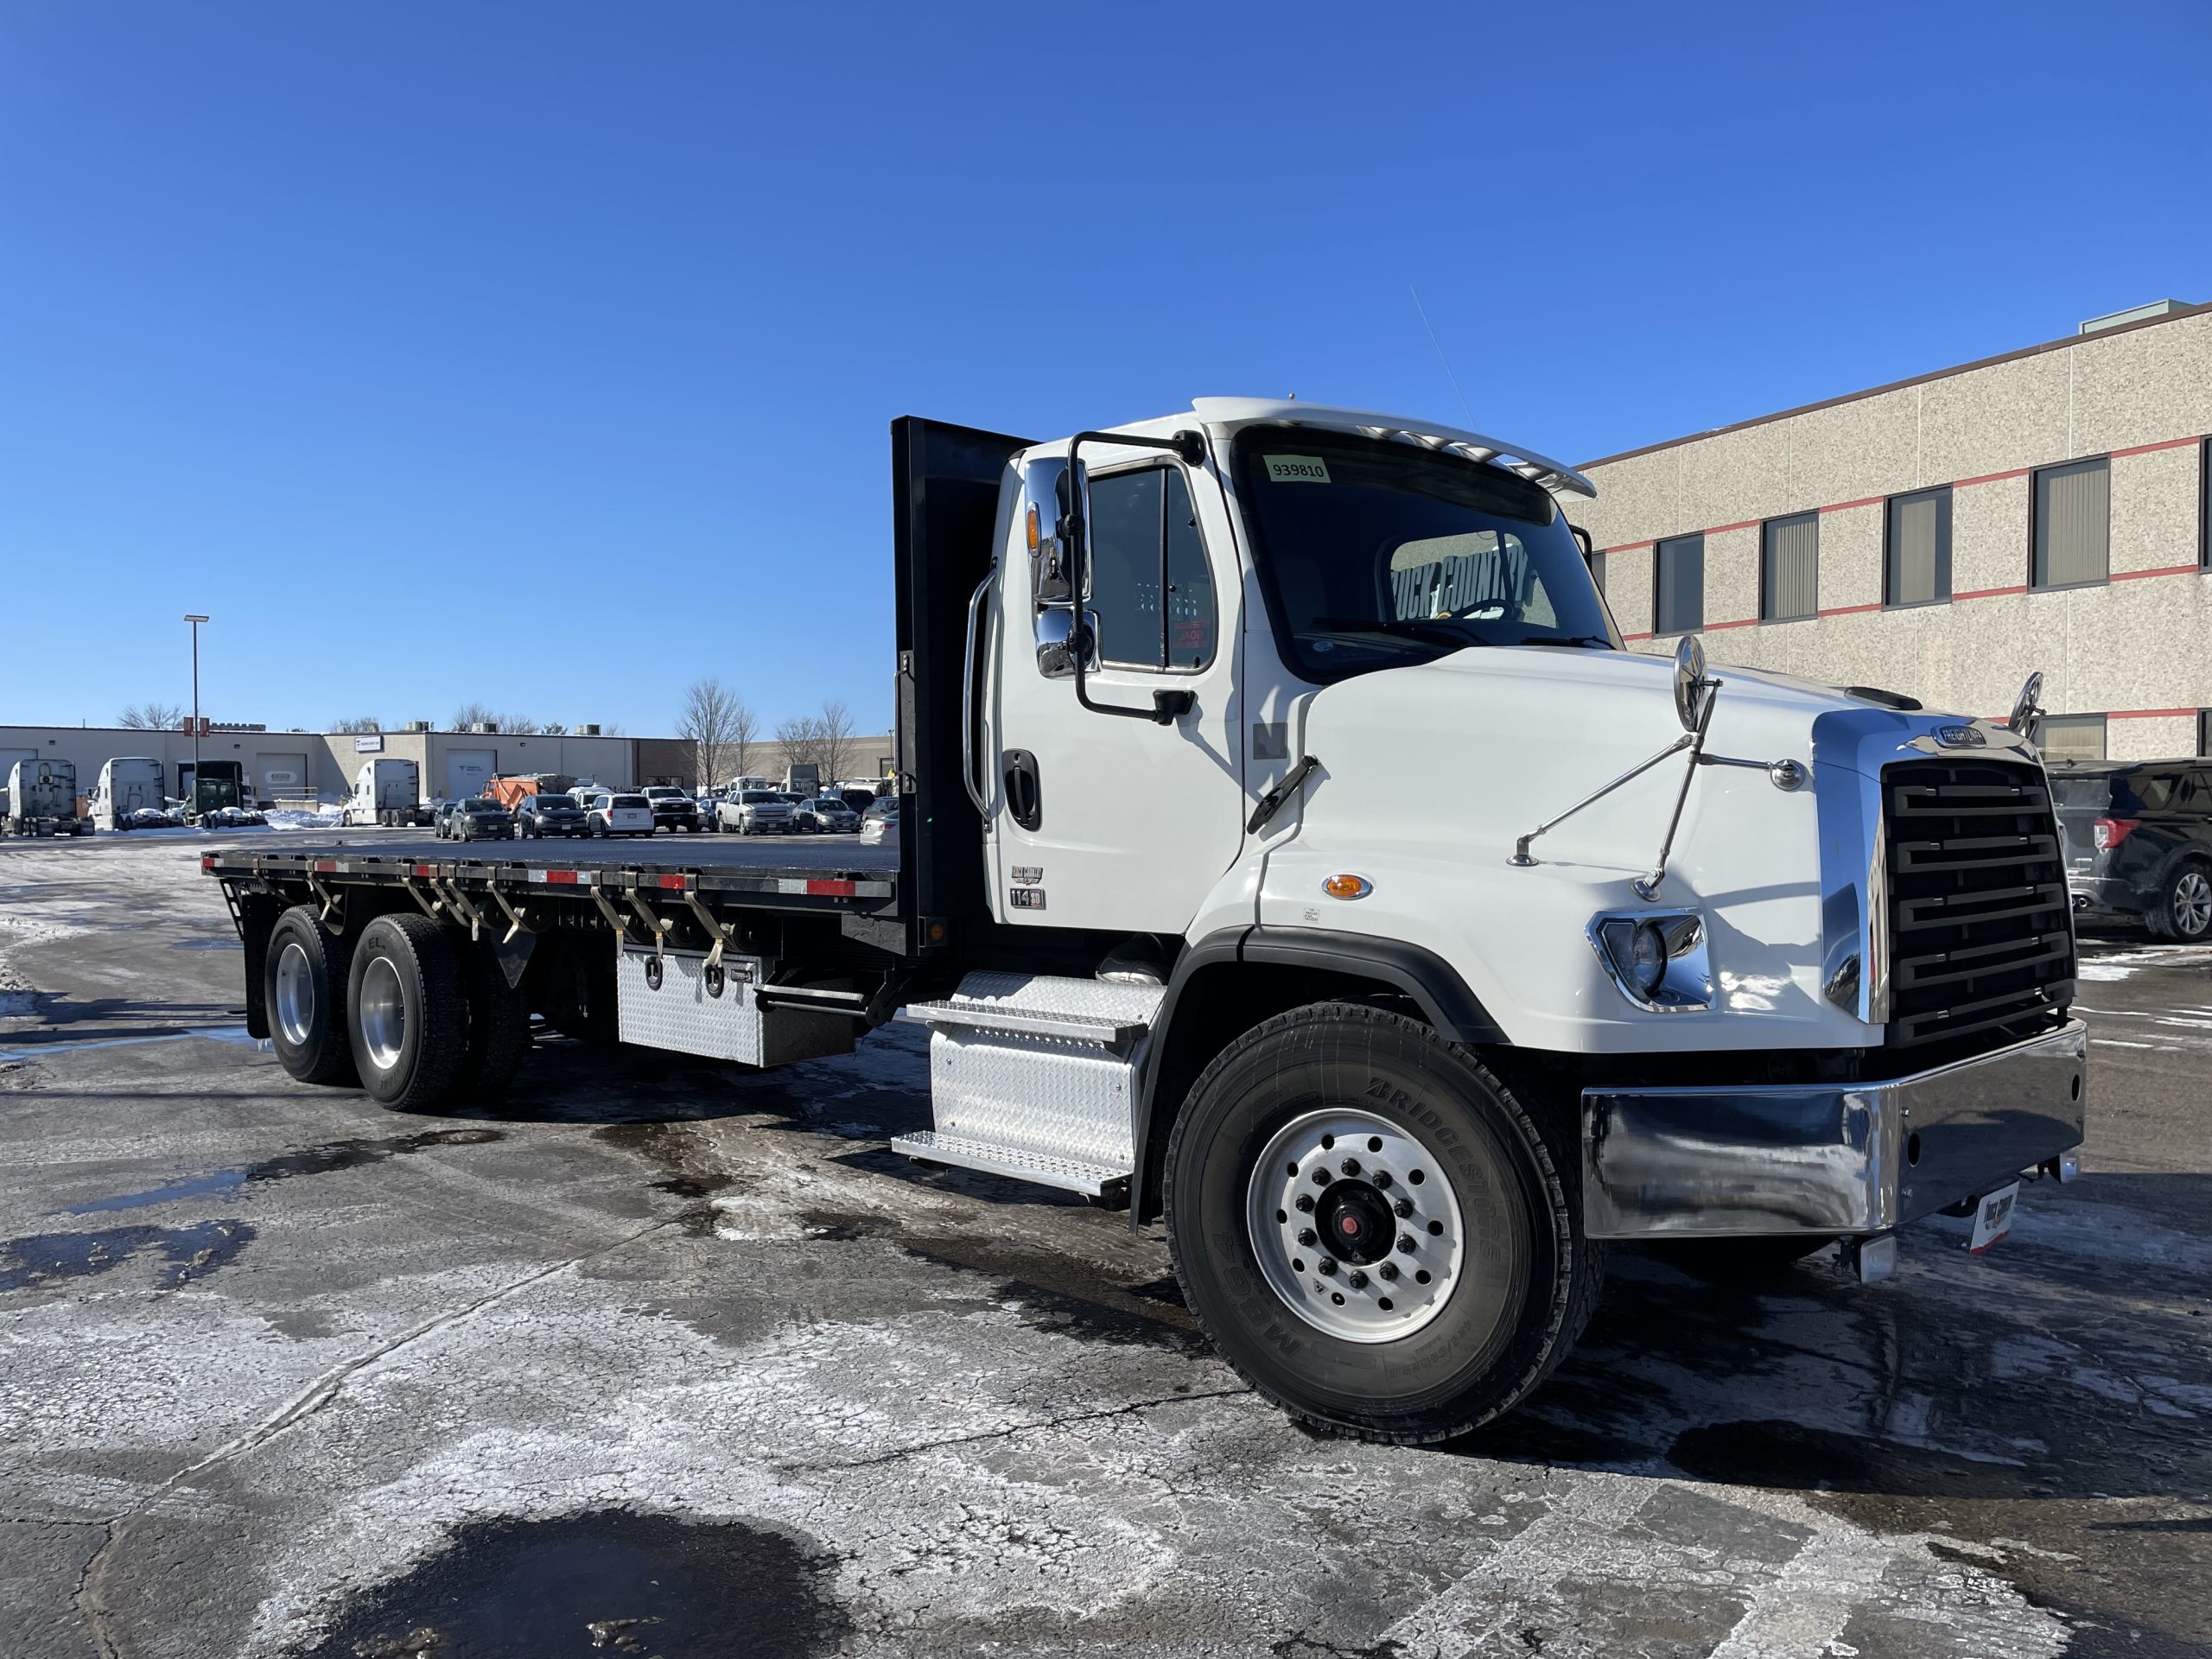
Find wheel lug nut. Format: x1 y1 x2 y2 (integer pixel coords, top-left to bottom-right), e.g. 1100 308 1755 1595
1312 1169 1330 1185
1340 1157 1361 1176
1396 1234 1417 1255
1371 1170 1392 1189
1394 1198 1413 1218
1297 1228 1317 1247
1316 1256 1338 1276
1347 1269 1369 1289
1378 1262 1399 1281
1294 1193 1315 1212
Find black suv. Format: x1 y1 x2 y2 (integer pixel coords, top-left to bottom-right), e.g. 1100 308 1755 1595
516 793 588 839
2054 760 2212 940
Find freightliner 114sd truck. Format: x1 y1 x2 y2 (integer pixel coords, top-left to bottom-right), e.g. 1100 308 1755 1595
206 403 2088 1441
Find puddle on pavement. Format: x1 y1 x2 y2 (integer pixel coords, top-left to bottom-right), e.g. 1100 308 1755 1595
0 1218 252 1290
63 1128 503 1214
169 937 242 950
295 1509 847 1659
0 1024 266 1063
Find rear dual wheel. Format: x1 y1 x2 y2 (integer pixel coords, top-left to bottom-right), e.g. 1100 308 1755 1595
267 907 358 1085
1166 1003 1602 1443
341 914 532 1112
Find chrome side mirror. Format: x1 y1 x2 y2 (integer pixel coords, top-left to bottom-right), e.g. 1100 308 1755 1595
1036 607 1098 680
1021 456 1086 606
2007 671 2045 744
1672 634 1714 733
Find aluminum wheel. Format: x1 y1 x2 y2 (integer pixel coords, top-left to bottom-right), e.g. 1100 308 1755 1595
273 939 315 1047
357 955 407 1071
1244 1108 1465 1343
2174 871 2212 938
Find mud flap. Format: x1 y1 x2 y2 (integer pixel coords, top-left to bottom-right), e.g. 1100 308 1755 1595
493 928 537 991
236 893 283 1041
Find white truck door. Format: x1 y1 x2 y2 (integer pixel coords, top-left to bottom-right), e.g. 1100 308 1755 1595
988 452 1243 933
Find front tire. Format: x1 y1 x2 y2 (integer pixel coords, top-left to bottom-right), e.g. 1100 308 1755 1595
346 913 465 1112
1166 1002 1601 1443
265 906 358 1085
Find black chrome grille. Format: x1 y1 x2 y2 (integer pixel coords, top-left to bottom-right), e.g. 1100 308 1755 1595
1884 758 2075 1048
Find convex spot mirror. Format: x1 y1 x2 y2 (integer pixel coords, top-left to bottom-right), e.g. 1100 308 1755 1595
1036 607 1099 680
1673 634 1715 733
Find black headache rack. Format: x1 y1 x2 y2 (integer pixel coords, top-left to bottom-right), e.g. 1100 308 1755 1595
1884 756 2076 1050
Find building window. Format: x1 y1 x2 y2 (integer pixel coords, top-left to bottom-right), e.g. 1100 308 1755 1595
2201 438 2210 569
1885 486 1953 606
2199 709 2212 759
2039 714 2107 763
2031 457 2109 588
1760 513 1819 620
1655 533 1704 635
1588 550 1607 597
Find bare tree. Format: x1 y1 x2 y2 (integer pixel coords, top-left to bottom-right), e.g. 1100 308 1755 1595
773 713 825 780
817 699 855 784
119 702 185 731
449 700 501 731
677 678 754 790
330 715 382 734
727 700 757 783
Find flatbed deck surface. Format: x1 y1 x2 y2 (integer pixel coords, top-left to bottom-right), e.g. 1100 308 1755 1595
213 831 898 874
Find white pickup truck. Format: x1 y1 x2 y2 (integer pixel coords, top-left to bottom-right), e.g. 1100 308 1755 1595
207 400 2087 1442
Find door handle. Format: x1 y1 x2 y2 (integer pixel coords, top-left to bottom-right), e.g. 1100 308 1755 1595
960 570 994 818
1003 750 1042 831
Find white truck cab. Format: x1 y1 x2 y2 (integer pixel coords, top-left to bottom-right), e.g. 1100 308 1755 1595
888 400 2085 1438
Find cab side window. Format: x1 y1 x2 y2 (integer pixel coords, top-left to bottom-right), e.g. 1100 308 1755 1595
1085 467 1217 671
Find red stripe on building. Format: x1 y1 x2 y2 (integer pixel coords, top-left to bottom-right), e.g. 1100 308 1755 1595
2110 435 2203 460
1707 519 1761 536
1622 631 1654 641
1704 618 1759 631
1954 583 2030 601
1819 497 1885 514
1605 542 1653 556
1951 467 2031 489
2109 707 2201 720
2112 563 2205 582
1818 602 1883 617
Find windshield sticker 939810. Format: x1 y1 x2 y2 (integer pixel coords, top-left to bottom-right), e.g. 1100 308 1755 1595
1264 455 1331 484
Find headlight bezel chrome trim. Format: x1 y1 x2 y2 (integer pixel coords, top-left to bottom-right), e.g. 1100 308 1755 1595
1588 908 1713 1014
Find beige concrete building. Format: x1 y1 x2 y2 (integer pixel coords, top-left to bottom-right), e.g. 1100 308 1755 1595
1574 300 2212 761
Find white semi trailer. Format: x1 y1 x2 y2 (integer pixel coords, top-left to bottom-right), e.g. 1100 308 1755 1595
91 758 167 830
5 759 89 837
342 760 431 827
205 404 2088 1440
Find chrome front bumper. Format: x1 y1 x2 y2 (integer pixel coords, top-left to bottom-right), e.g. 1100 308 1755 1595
1581 1020 2088 1239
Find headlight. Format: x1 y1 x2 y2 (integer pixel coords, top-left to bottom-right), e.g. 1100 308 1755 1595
1590 911 1712 1013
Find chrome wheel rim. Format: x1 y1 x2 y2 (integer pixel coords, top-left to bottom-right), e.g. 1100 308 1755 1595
358 956 406 1071
2177 872 2212 937
274 940 315 1047
1244 1108 1465 1343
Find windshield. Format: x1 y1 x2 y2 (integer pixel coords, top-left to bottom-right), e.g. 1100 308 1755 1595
466 800 505 813
742 791 780 804
1232 429 1616 683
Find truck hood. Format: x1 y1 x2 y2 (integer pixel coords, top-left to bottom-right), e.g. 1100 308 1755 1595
1261 645 2037 1052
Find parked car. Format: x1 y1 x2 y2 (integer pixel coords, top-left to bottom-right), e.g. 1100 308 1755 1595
437 798 516 842
640 785 702 833
858 796 898 847
808 795 861 833
584 791 655 838
516 793 589 839
716 789 795 836
2056 760 2212 940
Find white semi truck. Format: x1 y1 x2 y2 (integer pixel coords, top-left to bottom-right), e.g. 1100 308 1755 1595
205 403 2087 1440
342 759 432 827
5 759 90 837
91 758 167 830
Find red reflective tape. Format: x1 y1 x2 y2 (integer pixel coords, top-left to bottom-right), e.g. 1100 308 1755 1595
543 870 579 885
653 874 686 890
313 860 337 873
805 880 858 897
200 854 217 872
410 864 437 877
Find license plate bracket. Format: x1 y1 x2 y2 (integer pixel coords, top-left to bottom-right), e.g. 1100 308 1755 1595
1968 1181 2020 1253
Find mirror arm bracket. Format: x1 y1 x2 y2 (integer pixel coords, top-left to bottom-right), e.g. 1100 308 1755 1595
1062 429 1211 725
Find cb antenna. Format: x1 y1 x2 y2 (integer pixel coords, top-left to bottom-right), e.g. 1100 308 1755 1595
1410 283 1475 428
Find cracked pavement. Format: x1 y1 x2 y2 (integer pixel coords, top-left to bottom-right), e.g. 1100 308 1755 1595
1 831 2208 1657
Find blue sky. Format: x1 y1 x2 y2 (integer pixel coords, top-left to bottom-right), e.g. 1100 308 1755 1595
3 2 2207 735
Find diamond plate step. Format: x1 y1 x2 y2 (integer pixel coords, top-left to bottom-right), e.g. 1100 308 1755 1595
888 1130 1130 1198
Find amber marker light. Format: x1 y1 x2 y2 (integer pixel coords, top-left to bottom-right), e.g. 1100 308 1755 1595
1323 874 1372 900
1027 503 1041 552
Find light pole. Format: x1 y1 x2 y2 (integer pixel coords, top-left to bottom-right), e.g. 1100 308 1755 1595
184 614 209 797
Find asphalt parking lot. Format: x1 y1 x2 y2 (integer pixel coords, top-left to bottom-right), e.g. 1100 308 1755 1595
2 830 2207 1659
